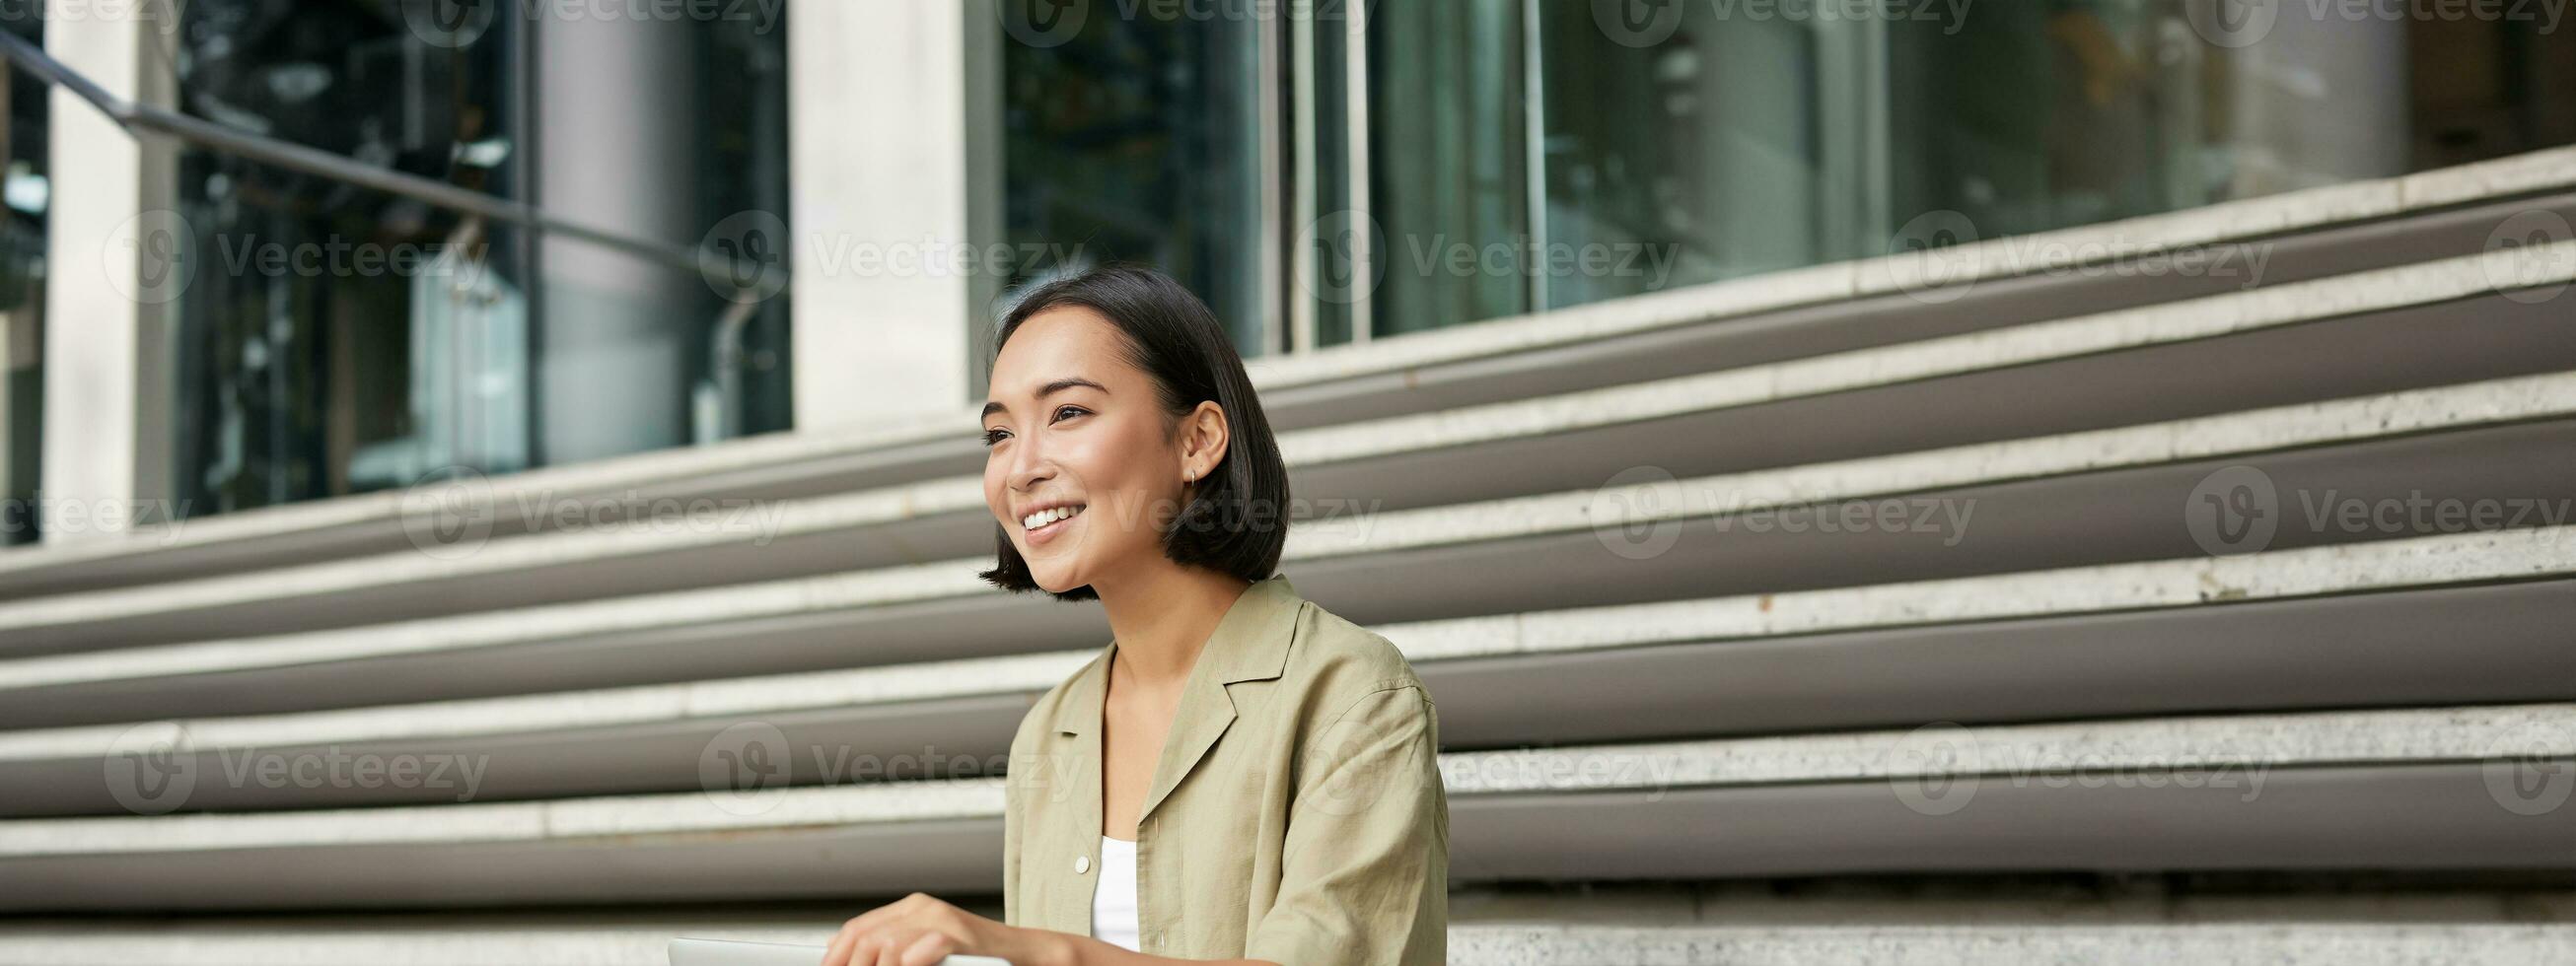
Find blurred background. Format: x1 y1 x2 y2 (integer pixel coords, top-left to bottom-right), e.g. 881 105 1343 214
0 0 2573 962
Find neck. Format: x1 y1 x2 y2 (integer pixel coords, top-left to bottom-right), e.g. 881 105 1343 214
1094 565 1254 686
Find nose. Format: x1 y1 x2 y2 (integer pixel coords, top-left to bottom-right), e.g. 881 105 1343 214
1003 429 1053 496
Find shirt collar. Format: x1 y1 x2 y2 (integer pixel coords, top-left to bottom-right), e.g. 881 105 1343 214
1049 572 1301 739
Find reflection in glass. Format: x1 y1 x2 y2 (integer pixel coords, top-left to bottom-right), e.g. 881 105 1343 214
1366 0 1530 333
1001 7 1266 356
0 9 41 545
167 2 789 516
1322 0 2576 335
1538 0 1854 308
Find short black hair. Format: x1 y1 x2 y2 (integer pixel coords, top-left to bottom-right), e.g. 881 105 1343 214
978 265 1290 601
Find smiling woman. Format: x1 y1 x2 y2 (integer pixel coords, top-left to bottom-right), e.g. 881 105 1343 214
823 266 1448 966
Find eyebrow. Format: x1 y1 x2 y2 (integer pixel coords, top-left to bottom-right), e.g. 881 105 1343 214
981 377 1109 420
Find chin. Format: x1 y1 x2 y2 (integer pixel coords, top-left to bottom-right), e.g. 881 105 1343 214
1029 566 1079 594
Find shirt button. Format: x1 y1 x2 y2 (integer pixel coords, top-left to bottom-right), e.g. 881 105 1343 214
1074 855 1091 874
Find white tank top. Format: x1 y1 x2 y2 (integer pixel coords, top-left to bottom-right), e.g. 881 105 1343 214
1092 835 1142 952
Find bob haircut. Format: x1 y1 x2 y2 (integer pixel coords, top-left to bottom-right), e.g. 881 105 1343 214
977 265 1290 602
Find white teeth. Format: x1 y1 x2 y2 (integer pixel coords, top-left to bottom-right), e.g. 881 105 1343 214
1022 505 1084 530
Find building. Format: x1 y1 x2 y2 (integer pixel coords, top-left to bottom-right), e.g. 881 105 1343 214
1 0 2575 960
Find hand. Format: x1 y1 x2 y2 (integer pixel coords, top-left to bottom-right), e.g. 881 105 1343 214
821 892 1056 966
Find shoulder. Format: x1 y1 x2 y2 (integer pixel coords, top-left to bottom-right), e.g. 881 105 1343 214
1280 597 1435 725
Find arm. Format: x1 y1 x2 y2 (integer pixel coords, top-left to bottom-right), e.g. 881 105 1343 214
1242 684 1448 966
819 898 1280 966
834 730 1286 966
830 688 1445 966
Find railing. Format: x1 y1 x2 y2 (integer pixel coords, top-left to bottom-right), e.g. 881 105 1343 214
0 28 776 297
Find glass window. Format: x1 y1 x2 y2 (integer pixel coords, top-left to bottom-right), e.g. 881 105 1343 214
1284 0 2576 338
999 5 1268 357
167 2 790 515
0 9 41 545
1366 0 1531 333
1537 0 1858 308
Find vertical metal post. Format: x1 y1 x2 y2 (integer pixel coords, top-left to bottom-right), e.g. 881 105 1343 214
1287 8 1319 355
1345 0 1373 343
1256 6 1287 357
1521 0 1549 313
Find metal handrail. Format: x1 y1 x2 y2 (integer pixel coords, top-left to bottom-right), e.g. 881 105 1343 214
0 27 781 297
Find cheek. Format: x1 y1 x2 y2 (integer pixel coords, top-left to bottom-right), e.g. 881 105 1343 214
1063 433 1171 540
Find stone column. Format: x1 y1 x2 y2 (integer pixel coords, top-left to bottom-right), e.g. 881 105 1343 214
40 0 180 542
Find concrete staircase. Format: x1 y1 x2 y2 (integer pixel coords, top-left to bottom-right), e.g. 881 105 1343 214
4 148 2576 963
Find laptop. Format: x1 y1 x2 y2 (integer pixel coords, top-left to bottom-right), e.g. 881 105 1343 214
669 936 1012 966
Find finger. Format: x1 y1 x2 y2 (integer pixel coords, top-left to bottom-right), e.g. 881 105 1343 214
870 932 909 966
821 927 859 966
898 931 959 966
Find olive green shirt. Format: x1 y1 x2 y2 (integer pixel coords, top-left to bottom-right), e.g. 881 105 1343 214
1002 574 1449 964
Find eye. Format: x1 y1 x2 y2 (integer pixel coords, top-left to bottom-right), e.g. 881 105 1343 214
980 427 1009 448
1051 405 1090 423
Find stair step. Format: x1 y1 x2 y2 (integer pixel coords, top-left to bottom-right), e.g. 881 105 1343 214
4 919 2573 966
0 373 2564 727
5 148 2562 604
0 526 2564 815
1 239 2567 656
1 705 2567 910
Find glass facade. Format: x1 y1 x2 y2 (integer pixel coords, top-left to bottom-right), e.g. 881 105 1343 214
166 0 790 516
999 0 2576 349
999 4 1268 357
4 2 2568 528
0 9 40 546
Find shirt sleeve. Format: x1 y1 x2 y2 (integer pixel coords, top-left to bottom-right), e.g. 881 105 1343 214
1001 727 1029 928
1244 684 1449 966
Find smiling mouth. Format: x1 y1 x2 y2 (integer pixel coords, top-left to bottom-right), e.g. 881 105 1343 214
1022 504 1088 533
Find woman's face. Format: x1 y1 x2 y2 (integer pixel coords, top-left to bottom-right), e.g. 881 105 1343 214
982 307 1210 594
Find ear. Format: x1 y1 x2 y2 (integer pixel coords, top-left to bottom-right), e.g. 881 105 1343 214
1179 401 1230 479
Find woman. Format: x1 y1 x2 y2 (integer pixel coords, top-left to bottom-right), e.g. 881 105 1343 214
822 266 1449 966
